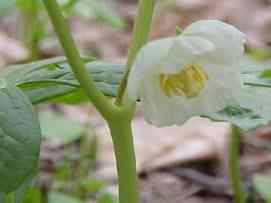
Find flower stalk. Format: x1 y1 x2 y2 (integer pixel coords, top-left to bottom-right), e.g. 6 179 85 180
42 1 155 203
116 0 155 105
42 0 116 121
109 115 138 203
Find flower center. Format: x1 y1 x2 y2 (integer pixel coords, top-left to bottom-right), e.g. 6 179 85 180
159 64 208 98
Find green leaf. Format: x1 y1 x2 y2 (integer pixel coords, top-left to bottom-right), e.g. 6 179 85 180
0 176 34 203
3 56 72 82
39 111 84 144
79 179 105 194
260 69 271 78
240 56 271 88
4 56 271 131
241 70 271 88
0 80 41 193
97 192 118 203
21 188 42 203
49 192 83 203
175 26 183 35
206 57 271 131
253 175 271 203
16 0 40 12
205 105 267 131
3 57 123 104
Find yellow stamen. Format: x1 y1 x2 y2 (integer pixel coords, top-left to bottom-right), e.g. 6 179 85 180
159 64 208 98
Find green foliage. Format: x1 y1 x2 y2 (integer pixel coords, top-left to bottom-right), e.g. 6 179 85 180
253 175 271 203
0 80 41 193
39 111 85 144
242 69 271 88
175 26 183 35
16 0 40 12
49 192 84 203
12 176 35 203
97 192 118 203
3 57 123 104
0 176 35 203
79 179 105 194
21 188 42 203
205 105 266 131
60 0 126 28
3 56 271 131
207 57 271 130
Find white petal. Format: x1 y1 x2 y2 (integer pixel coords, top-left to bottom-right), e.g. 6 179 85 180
182 20 246 65
190 63 241 114
127 38 175 101
140 78 190 126
159 36 215 74
140 63 241 127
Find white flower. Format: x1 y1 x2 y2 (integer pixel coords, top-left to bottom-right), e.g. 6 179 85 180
127 20 246 127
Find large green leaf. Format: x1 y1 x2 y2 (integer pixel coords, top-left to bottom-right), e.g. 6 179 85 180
0 80 41 193
4 56 271 131
3 57 123 104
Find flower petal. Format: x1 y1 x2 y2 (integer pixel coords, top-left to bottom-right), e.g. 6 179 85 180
140 77 190 126
159 36 215 74
182 20 246 65
189 63 241 115
127 37 175 101
140 64 241 127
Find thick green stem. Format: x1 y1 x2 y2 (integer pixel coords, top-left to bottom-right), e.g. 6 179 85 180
109 117 138 203
42 0 116 120
229 126 245 203
42 1 146 203
116 0 155 105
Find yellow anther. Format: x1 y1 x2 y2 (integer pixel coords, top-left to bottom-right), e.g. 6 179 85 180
159 64 208 98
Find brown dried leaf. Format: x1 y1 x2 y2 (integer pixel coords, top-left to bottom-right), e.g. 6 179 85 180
94 116 231 180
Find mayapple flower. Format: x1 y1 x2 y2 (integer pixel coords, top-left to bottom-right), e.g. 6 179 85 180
127 20 246 127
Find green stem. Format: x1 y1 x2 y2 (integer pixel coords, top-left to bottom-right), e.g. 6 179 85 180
18 0 41 60
109 116 138 203
42 0 116 120
21 10 41 60
115 0 155 105
4 193 14 203
229 125 245 203
42 1 149 203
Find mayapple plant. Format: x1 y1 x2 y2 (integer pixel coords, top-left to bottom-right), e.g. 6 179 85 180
127 20 245 126
1 0 271 203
